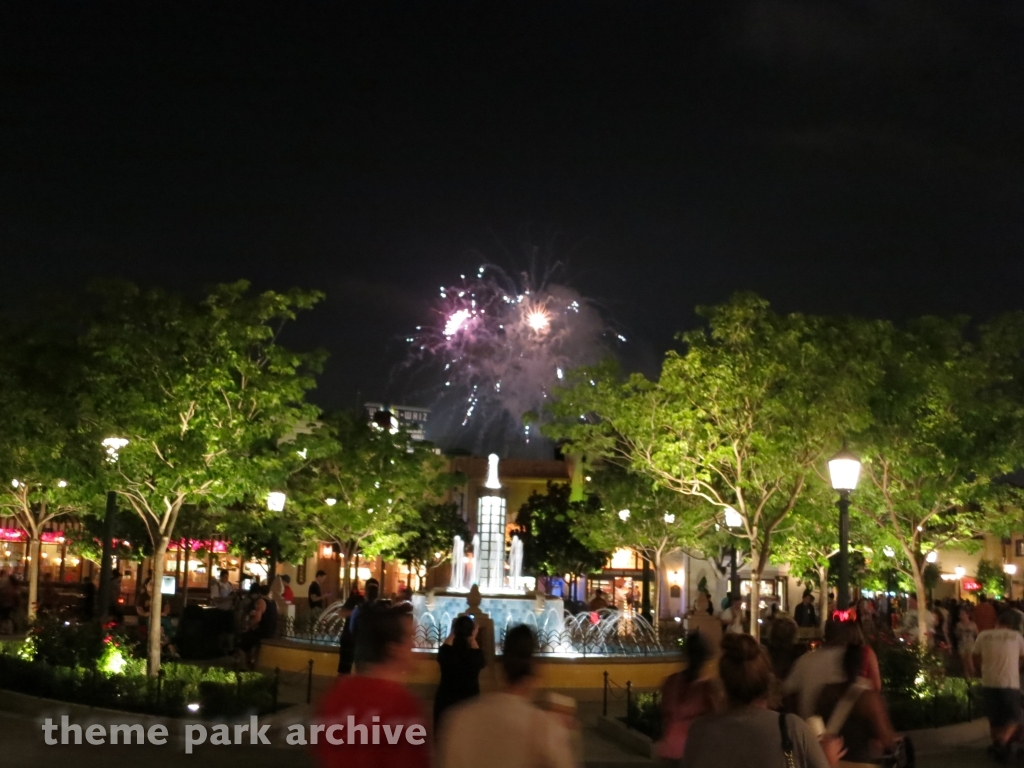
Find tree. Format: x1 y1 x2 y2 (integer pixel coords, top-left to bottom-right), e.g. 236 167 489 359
391 502 469 589
772 482 885 630
0 320 97 621
514 482 607 600
577 467 701 622
291 411 455 598
81 280 324 674
852 314 1024 642
548 294 881 639
976 559 1006 598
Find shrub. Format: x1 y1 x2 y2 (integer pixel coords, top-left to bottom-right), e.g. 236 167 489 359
626 691 661 740
0 638 275 718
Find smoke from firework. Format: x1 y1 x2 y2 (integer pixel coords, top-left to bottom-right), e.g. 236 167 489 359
409 265 618 448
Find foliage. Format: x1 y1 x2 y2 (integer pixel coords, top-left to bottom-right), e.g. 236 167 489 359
976 558 1007 598
548 294 882 638
873 635 981 730
80 280 324 673
391 502 469 572
852 313 1024 639
626 691 662 740
515 482 607 580
291 411 457 562
0 642 274 718
0 319 100 618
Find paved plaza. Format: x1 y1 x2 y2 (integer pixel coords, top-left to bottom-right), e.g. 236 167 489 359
0 696 1000 768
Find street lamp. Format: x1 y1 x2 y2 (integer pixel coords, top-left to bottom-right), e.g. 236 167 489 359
97 436 129 623
828 445 861 611
724 506 742 597
266 491 287 512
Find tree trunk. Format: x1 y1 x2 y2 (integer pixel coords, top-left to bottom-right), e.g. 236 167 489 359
342 543 352 600
749 564 761 642
653 550 664 629
148 536 170 676
817 565 829 633
27 536 40 622
911 560 929 647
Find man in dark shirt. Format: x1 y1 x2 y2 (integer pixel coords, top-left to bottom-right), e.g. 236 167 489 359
794 592 819 628
308 569 327 612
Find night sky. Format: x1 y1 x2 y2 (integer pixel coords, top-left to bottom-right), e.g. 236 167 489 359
2 1 1022 418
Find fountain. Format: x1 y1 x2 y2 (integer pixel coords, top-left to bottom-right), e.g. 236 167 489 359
412 454 567 647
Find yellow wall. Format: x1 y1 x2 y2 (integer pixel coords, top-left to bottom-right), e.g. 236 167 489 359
259 640 682 690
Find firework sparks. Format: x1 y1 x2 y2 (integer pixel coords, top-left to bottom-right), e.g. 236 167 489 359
410 264 618 445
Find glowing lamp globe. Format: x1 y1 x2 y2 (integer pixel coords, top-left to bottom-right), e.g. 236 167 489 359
724 506 743 529
618 509 630 521
954 566 966 579
828 447 861 492
325 497 337 507
266 491 287 512
1005 563 1018 576
925 550 938 563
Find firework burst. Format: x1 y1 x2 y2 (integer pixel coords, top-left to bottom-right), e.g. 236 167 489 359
409 264 616 445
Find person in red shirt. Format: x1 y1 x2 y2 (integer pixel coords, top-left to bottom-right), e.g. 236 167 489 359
974 594 998 633
315 604 429 768
281 574 295 604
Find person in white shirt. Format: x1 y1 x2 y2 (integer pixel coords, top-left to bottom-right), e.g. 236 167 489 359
782 620 854 719
973 612 1024 759
720 594 745 635
210 568 236 654
438 624 579 768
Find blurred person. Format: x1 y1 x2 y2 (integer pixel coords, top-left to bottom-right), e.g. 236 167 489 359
308 569 328 614
210 567 237 654
433 615 486 731
973 610 1024 761
137 576 178 658
237 583 276 670
767 615 804 682
0 574 19 634
588 588 609 611
813 641 899 765
975 594 998 633
656 632 722 762
316 604 429 768
438 624 578 768
956 603 979 678
683 634 844 768
783 620 854 719
720 593 745 635
280 574 295 604
345 578 381 673
795 592 819 629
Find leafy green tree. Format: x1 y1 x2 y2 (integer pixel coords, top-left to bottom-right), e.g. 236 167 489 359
852 314 1024 641
0 321 99 619
81 280 324 674
548 294 881 639
391 502 469 589
578 467 701 622
514 482 607 599
290 411 455 597
976 559 1007 598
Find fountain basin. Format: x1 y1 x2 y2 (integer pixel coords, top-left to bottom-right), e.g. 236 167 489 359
412 591 565 646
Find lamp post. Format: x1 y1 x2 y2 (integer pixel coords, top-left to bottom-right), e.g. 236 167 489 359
955 566 966 601
828 446 861 612
97 437 129 623
1005 563 1018 601
724 506 743 598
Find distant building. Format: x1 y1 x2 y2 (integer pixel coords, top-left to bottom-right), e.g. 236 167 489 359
364 402 430 441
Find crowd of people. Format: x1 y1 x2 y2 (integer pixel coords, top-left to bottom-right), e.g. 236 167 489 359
666 587 1024 765
315 593 578 768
